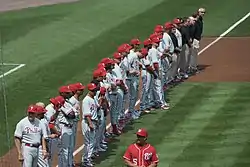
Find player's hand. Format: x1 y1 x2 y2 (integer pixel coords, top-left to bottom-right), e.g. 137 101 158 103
42 150 49 159
18 152 24 161
89 123 94 131
50 134 58 138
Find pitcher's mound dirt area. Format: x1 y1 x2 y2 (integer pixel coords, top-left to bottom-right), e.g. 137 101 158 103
0 0 78 12
188 37 250 82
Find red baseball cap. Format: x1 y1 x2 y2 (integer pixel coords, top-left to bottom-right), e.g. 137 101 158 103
130 38 141 45
59 86 72 93
97 63 105 69
143 38 152 46
113 52 122 59
69 83 85 91
149 33 158 40
154 25 164 33
151 37 161 43
100 87 106 95
117 44 131 53
165 22 174 29
99 68 107 76
87 83 97 91
140 48 148 57
100 57 113 65
54 96 65 106
93 69 103 78
27 105 36 113
36 105 47 114
172 18 181 24
136 128 148 137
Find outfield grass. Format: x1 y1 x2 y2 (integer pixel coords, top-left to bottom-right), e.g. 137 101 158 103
229 17 250 36
94 83 250 167
0 65 17 74
0 0 250 161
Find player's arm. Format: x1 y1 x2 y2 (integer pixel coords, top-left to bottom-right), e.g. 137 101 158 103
14 122 23 161
82 100 94 130
149 148 159 167
124 159 139 167
61 103 76 119
123 147 139 167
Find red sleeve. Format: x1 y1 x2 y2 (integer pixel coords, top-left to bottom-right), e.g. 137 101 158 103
151 146 159 163
123 146 132 161
48 123 55 129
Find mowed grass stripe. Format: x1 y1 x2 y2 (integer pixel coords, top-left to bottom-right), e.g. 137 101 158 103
157 83 238 166
105 83 215 167
94 83 194 167
169 84 250 167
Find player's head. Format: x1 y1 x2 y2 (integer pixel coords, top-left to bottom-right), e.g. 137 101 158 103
27 105 37 122
117 44 131 57
59 85 73 99
35 104 47 119
100 58 115 72
130 38 141 51
198 8 206 17
136 128 148 145
87 83 98 97
50 96 65 111
164 22 174 33
69 83 85 96
93 68 106 82
113 52 123 64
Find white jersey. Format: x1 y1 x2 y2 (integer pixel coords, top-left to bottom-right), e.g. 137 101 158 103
40 118 49 138
140 57 151 76
57 101 75 125
120 56 129 79
106 71 118 93
148 47 162 69
69 96 80 121
162 32 174 53
14 117 46 144
44 104 56 122
113 63 123 80
82 95 98 121
127 50 140 75
174 29 182 48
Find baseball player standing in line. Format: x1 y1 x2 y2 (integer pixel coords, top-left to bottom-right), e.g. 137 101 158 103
57 86 76 167
123 128 159 167
138 48 156 113
148 36 169 110
113 52 128 129
14 105 48 167
190 8 205 73
35 103 51 167
172 18 183 79
81 83 101 167
179 17 192 79
161 22 175 84
68 82 85 166
103 57 123 135
127 39 142 119
44 96 65 166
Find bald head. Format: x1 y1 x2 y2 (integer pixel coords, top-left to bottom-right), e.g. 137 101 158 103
36 102 45 108
198 7 206 17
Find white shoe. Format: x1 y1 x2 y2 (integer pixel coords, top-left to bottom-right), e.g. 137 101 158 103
184 73 189 79
161 104 170 110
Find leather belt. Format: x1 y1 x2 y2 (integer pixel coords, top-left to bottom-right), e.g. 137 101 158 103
24 143 40 148
60 122 73 128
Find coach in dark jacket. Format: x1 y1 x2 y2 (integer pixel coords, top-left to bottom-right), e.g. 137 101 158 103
190 8 206 72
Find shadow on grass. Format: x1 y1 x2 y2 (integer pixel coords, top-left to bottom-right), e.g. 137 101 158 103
0 13 66 44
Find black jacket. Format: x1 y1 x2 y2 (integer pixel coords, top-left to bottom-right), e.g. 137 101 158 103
169 32 178 48
180 26 191 47
194 16 203 41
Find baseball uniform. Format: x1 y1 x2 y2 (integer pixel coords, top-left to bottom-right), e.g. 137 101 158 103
81 95 99 165
126 49 140 118
123 143 159 167
14 117 47 167
57 101 76 167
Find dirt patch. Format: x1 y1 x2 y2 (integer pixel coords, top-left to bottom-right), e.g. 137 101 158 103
0 0 78 13
188 37 250 82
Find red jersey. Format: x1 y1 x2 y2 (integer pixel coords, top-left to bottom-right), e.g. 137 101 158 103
123 143 159 166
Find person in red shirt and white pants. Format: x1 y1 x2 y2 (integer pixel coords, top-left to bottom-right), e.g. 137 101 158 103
123 128 159 167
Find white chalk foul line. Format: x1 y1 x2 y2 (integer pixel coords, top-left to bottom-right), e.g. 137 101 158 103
0 64 26 79
56 11 250 165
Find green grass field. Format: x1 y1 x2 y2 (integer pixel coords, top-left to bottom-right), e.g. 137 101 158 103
0 0 250 166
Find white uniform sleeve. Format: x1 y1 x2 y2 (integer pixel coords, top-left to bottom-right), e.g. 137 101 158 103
158 41 165 53
106 73 116 86
142 58 150 66
176 30 182 47
41 121 48 139
14 121 23 138
60 102 74 115
150 49 159 64
82 99 91 117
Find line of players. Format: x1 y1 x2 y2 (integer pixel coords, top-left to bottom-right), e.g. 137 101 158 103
14 8 205 167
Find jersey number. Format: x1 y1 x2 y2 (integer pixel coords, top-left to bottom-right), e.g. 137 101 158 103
133 158 138 165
